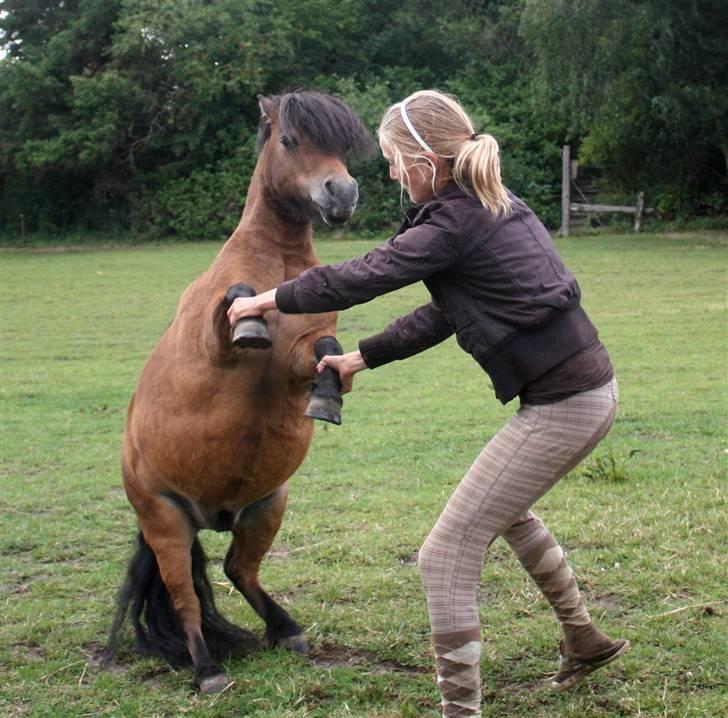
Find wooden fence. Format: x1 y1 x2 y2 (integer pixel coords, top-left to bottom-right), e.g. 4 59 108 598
558 145 653 236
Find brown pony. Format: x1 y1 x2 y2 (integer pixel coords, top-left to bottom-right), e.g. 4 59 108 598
107 92 372 692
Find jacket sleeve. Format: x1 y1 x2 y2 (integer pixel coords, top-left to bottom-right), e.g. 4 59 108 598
358 300 454 368
275 219 460 314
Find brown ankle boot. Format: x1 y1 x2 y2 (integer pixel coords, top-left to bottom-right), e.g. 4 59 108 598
551 637 630 692
562 623 616 656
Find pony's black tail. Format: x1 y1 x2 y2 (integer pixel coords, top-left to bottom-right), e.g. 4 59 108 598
106 533 258 666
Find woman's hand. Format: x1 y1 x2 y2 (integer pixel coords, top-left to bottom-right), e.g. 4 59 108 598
227 289 277 325
316 350 367 394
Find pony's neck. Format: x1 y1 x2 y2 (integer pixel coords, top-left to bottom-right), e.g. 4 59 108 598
209 162 318 285
236 166 313 251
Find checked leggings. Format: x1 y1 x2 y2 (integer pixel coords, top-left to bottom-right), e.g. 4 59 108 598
418 377 619 717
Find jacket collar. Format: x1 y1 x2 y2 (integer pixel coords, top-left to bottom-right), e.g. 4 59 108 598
433 180 470 200
400 181 471 228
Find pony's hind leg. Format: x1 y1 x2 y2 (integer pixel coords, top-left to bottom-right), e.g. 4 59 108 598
225 283 272 349
305 335 343 424
224 482 310 654
132 496 231 693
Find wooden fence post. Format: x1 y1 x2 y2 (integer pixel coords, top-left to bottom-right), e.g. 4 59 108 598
634 192 645 232
560 145 571 237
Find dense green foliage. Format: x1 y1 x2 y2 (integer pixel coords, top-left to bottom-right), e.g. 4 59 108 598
1 0 726 238
521 0 728 217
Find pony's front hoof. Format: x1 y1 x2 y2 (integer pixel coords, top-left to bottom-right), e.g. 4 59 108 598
231 318 272 350
198 672 231 694
276 633 311 655
304 395 342 425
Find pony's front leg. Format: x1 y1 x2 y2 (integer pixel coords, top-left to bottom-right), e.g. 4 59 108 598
304 335 343 425
224 283 272 349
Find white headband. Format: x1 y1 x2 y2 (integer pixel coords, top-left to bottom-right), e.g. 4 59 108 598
400 100 433 153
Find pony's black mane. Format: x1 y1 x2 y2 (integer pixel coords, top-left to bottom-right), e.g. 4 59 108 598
257 91 373 156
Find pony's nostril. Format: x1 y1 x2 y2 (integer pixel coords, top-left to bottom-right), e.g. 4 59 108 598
323 177 358 204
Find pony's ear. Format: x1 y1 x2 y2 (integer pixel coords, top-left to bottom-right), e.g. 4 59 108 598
258 95 277 123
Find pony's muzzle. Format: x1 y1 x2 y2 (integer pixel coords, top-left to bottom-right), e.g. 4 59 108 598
323 177 358 206
314 177 359 226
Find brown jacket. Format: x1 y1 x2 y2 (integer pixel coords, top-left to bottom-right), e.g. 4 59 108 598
276 183 601 403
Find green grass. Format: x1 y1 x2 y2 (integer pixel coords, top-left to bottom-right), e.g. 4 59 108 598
1 231 726 717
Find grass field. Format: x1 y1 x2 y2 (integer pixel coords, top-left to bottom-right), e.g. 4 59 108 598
1 231 726 718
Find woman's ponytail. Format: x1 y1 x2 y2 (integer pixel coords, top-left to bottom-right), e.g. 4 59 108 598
378 90 512 217
454 134 511 218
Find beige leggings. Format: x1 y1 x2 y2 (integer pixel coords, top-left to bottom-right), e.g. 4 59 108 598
419 378 618 717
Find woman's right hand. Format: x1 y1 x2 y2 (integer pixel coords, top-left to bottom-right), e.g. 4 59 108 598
316 350 367 393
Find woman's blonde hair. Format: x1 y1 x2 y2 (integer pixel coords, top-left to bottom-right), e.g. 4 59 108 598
378 90 511 216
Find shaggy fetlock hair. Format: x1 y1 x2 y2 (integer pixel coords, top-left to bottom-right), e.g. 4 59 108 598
106 533 258 665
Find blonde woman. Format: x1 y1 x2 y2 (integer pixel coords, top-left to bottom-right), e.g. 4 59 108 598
228 90 629 717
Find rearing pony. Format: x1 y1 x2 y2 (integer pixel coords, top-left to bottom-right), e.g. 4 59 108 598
108 91 371 693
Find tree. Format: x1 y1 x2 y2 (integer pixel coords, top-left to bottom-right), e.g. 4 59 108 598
520 0 728 214
0 0 374 233
4 0 722 237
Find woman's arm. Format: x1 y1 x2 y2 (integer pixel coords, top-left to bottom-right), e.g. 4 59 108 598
359 300 453 368
279 219 460 315
228 215 459 324
316 300 453 394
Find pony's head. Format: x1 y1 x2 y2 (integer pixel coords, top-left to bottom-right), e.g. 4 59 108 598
256 91 372 226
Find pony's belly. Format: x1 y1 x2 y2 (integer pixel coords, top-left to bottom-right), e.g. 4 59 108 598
131 399 314 509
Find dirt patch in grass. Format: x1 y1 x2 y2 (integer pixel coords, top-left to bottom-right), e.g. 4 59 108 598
565 539 612 550
484 678 548 700
82 641 127 675
267 544 291 561
590 592 624 611
14 641 45 661
3 701 30 717
80 641 206 691
309 643 428 675
2 572 50 594
397 551 418 566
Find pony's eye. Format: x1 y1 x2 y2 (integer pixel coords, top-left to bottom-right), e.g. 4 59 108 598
280 135 297 150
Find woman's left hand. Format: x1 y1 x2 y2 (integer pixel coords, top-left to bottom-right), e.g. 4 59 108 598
316 350 367 393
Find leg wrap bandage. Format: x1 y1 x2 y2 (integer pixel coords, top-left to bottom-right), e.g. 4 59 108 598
505 512 616 655
433 628 482 718
504 512 591 627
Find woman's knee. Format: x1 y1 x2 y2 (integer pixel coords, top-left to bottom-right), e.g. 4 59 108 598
417 531 452 590
417 533 436 581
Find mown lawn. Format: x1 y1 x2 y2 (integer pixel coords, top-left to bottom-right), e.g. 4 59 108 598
1 231 726 718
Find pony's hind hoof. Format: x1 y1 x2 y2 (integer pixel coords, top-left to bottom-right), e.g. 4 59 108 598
199 672 230 694
231 318 272 350
304 396 342 425
277 633 311 655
